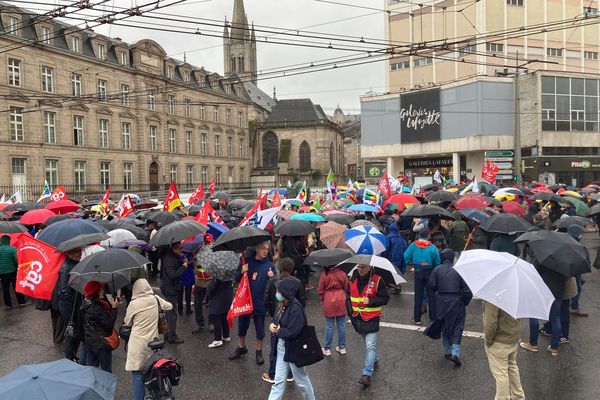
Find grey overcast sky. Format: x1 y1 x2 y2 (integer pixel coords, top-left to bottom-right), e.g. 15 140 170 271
12 0 387 115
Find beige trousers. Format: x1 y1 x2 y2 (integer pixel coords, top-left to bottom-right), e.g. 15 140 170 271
485 341 526 400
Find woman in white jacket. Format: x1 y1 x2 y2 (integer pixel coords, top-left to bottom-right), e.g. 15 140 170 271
124 279 173 400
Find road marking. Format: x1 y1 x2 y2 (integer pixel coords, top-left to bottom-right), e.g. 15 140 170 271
379 321 485 339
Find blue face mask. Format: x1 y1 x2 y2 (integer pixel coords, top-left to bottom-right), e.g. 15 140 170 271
275 292 285 302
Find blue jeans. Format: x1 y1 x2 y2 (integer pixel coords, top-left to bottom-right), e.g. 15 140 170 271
360 332 378 376
85 347 112 373
442 336 461 357
529 299 562 349
570 275 583 310
132 371 145 400
268 339 315 400
268 331 292 380
323 316 346 350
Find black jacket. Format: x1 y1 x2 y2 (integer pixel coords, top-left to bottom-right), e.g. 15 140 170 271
274 280 308 364
58 258 79 305
206 278 233 315
264 275 306 318
346 271 389 334
160 252 185 297
79 299 117 350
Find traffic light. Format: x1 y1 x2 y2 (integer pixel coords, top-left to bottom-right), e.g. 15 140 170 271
513 175 517 182
520 160 525 171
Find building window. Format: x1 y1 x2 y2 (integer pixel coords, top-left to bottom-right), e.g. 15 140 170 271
73 115 84 146
458 44 476 56
170 165 178 183
122 122 131 150
413 57 433 67
169 128 177 153
45 159 58 186
99 119 109 148
486 43 504 52
390 60 410 71
226 108 232 125
123 163 133 190
121 84 129 106
74 161 86 192
98 79 107 101
98 43 106 60
183 71 189 82
120 51 128 66
166 65 174 79
227 136 233 157
10 106 23 141
149 125 157 151
167 95 175 114
213 106 219 122
507 0 523 5
100 162 110 186
186 165 193 188
541 75 599 132
200 105 206 120
11 158 25 174
547 48 563 57
148 90 156 110
185 131 193 154
584 51 599 60
185 99 191 118
72 73 82 96
200 132 207 155
201 165 208 185
584 7 599 15
8 58 20 86
71 36 80 52
239 167 245 183
238 111 244 127
215 166 221 185
215 135 221 156
41 66 53 92
238 56 245 72
40 26 50 44
239 138 244 158
7 16 18 34
228 166 234 181
43 111 56 144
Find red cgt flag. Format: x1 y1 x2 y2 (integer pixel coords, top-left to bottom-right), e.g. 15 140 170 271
118 196 135 218
188 183 205 205
227 273 254 328
50 185 67 202
99 185 110 216
163 181 183 212
14 233 66 300
271 191 282 207
209 178 216 195
377 170 392 200
481 160 500 184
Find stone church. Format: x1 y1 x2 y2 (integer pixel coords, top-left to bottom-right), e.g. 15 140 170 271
223 0 345 186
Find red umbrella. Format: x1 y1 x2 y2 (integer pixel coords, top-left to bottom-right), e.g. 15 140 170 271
45 199 81 215
454 195 489 210
19 209 56 225
502 201 525 217
383 193 420 210
531 186 553 194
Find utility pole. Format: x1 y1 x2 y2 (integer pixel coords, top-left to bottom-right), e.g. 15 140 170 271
514 72 522 185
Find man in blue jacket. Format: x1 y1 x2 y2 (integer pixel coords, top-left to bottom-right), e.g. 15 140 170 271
230 241 275 365
383 223 408 275
404 229 441 325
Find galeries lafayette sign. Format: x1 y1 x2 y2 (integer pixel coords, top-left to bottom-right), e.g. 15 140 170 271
400 88 441 143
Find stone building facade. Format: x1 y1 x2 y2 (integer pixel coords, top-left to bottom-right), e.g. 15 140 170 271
0 3 267 201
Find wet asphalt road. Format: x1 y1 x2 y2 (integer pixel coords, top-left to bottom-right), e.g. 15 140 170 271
1 233 600 400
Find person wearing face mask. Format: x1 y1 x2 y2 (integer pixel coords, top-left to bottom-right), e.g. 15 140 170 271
267 279 315 400
346 263 390 387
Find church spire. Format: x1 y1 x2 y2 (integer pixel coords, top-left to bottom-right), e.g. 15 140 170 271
224 0 257 85
231 0 249 43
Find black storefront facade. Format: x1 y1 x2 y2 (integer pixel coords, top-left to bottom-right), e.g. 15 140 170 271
525 156 600 186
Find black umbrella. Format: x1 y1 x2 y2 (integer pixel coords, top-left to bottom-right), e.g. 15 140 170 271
458 208 489 225
533 192 567 203
274 219 315 237
485 197 502 207
0 211 11 220
303 248 355 267
0 221 28 234
184 204 202 217
3 202 44 212
145 210 179 226
553 216 595 229
400 204 455 220
111 217 146 226
229 198 249 210
588 203 600 217
514 230 590 276
211 191 231 201
68 248 150 293
426 191 458 203
212 226 272 252
108 222 148 240
55 232 111 252
46 213 78 225
150 220 208 247
325 213 355 225
480 213 532 234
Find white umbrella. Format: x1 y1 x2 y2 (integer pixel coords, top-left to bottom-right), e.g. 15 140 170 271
100 229 136 247
344 225 388 255
453 249 554 320
337 254 407 285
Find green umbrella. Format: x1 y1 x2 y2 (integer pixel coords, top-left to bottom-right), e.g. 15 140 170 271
561 197 590 216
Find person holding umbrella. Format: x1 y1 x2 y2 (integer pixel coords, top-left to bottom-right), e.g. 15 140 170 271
58 247 84 361
160 242 188 344
346 263 390 387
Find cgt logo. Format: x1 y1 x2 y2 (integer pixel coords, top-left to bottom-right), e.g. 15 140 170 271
571 160 591 168
18 245 49 291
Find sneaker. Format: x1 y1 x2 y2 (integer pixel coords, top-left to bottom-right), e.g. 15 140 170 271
286 377 295 382
559 337 570 344
538 328 551 337
547 346 559 356
322 348 332 356
4 306 12 310
256 350 265 365
261 373 275 384
223 337 231 342
411 319 422 326
208 340 223 348
335 346 346 355
229 346 248 360
451 355 462 367
570 308 589 317
519 342 539 352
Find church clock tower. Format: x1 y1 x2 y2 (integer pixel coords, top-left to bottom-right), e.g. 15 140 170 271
223 0 257 84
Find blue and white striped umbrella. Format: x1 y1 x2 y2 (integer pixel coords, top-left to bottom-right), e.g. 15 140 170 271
344 225 388 255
